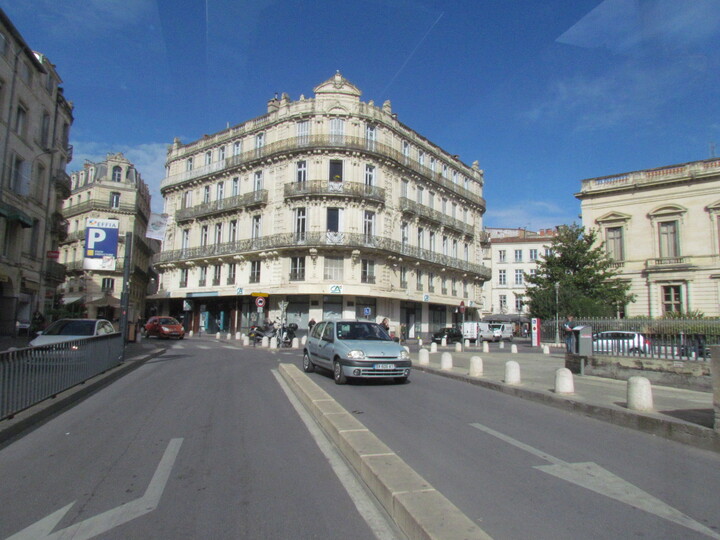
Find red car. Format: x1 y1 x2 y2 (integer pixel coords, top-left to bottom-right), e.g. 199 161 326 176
143 316 185 339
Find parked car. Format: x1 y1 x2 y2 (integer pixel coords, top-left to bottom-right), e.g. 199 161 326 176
432 327 463 344
29 318 117 347
303 320 411 384
592 331 651 354
143 316 185 339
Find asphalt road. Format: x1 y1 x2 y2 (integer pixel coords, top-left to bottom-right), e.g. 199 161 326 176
279 347 720 540
0 340 402 540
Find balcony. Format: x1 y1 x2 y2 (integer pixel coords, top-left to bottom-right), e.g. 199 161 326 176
398 198 474 237
284 180 385 204
153 231 492 280
175 190 268 222
54 172 71 199
162 135 486 210
63 199 141 218
45 260 66 284
645 257 691 271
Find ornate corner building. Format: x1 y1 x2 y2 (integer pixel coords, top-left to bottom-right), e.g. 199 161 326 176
152 73 491 337
59 153 159 323
577 158 720 317
0 8 73 335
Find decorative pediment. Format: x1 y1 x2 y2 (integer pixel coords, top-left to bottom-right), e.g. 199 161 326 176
314 71 361 100
595 211 631 224
648 204 687 218
706 200 720 213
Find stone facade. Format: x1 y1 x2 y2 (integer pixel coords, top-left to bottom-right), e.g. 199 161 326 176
59 153 158 323
153 73 490 338
0 8 73 335
577 158 720 317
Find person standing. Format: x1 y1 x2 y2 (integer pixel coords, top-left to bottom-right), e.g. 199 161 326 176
380 318 390 332
562 314 576 353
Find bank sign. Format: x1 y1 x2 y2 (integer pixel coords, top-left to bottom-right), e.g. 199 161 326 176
83 218 119 270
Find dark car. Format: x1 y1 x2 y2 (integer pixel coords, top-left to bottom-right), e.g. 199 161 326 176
432 327 463 344
144 316 185 339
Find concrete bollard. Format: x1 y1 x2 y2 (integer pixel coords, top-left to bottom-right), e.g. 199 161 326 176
464 339 470 348
270 336 278 349
242 336 249 346
236 332 241 340
430 342 437 353
216 332 221 339
418 338 423 348
454 342 462 353
291 337 299 348
627 376 654 411
482 341 489 353
301 335 307 345
499 341 505 349
555 368 575 394
418 349 430 365
543 345 550 355
469 356 483 377
504 360 521 385
511 344 518 354
189 330 194 337
226 333 232 340
441 337 447 347
261 336 269 348
441 352 453 370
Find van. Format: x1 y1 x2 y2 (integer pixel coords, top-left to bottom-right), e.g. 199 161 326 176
489 323 514 341
462 322 497 343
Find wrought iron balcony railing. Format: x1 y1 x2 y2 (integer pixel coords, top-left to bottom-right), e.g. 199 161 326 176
153 231 491 279
62 199 144 219
175 190 268 222
398 197 474 237
284 180 385 203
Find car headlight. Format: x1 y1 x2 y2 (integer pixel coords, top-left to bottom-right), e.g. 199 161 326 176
346 350 366 360
161 326 171 332
399 349 410 360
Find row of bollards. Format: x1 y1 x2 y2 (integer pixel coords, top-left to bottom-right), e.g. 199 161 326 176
207 331 307 350
418 351 654 412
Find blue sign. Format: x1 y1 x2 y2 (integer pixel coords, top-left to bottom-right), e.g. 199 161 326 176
84 218 119 270
363 307 371 317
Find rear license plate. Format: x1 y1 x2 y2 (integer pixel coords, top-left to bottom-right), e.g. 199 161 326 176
375 363 395 370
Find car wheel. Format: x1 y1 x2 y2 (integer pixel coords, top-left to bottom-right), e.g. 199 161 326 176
394 376 408 384
303 352 314 373
333 360 347 385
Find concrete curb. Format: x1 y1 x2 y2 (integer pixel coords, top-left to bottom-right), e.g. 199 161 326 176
279 363 492 540
0 346 166 447
413 364 720 454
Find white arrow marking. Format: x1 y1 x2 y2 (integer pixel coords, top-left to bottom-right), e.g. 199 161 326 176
7 438 183 540
470 423 720 539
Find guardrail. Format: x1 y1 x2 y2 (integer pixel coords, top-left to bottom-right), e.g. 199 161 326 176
0 334 124 420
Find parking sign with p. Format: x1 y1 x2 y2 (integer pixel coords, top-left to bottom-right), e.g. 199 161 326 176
84 218 119 270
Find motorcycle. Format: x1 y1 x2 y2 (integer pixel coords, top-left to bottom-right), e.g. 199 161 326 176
278 322 298 347
248 322 277 345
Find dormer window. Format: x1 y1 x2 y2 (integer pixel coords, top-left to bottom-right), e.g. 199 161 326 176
112 166 122 182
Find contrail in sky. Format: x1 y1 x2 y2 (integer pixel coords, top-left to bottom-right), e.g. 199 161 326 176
380 11 444 99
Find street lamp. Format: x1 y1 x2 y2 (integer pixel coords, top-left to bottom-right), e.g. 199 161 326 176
554 282 560 344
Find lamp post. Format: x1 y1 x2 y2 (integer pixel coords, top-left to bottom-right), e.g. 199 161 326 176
554 282 560 345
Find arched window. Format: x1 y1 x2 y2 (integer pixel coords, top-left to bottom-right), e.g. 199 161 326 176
112 166 122 182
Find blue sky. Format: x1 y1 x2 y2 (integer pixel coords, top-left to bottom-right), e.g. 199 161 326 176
2 0 719 229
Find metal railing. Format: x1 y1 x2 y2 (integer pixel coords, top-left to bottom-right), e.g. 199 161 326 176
0 334 124 420
398 197 474 236
284 180 385 203
540 317 718 361
175 190 268 222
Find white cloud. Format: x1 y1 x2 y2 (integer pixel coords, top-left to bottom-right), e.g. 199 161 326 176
70 140 168 212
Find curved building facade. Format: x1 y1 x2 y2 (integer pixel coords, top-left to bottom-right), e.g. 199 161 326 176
153 73 490 338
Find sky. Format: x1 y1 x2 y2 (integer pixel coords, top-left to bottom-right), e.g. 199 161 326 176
2 0 719 230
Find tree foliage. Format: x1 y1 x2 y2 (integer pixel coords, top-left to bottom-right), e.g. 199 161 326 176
524 224 634 320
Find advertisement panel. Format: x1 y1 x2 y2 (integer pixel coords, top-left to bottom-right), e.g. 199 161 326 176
83 218 119 270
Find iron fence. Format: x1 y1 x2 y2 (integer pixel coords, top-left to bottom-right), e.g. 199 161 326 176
540 317 717 361
0 333 124 420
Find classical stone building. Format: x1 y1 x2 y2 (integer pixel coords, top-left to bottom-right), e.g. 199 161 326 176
577 158 720 317
59 153 158 323
0 8 73 335
153 73 490 337
481 227 556 322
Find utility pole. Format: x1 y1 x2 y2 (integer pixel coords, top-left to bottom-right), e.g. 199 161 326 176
554 282 560 345
119 231 132 358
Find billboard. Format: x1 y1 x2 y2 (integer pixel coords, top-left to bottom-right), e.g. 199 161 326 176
83 218 119 270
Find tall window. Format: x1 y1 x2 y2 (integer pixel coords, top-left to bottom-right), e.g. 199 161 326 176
418 150 425 167
296 160 307 183
203 185 210 203
180 268 188 288
290 257 306 280
229 220 237 242
232 177 239 196
515 296 523 312
442 235 448 256
9 154 26 194
200 225 208 246
514 249 523 262
363 211 375 240
330 118 344 144
498 250 506 262
101 278 115 292
233 141 242 156
327 208 341 233
255 133 264 157
429 231 436 252
417 227 424 249
529 249 538 261
250 261 261 283
214 223 222 244
297 120 310 145
183 190 192 209
213 264 221 286
364 164 375 186
662 285 682 313
329 159 343 182
204 151 212 166
428 191 434 209
515 269 524 285
181 229 190 251
416 269 423 290
499 295 507 310
218 146 225 161
14 103 26 136
254 170 263 191
402 141 410 163
401 179 409 198
227 263 237 284
658 221 679 258
605 227 624 260
110 192 120 209
428 272 435 292
199 265 208 287
416 185 424 205
361 259 375 283
452 239 458 258
365 124 376 150
498 270 506 285
294 207 307 241
400 266 407 288
401 222 409 247
324 257 344 281
40 112 50 147
186 157 193 171
216 181 224 200
251 215 261 239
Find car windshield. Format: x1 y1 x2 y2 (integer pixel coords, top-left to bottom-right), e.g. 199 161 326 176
336 322 391 341
157 318 180 325
43 320 95 336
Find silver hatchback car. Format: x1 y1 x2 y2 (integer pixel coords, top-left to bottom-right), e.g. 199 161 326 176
303 320 412 384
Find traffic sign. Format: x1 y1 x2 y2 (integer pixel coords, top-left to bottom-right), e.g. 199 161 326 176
255 297 266 308
459 301 465 314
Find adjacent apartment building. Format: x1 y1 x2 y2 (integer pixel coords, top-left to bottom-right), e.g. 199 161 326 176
0 8 73 336
152 72 490 337
59 153 158 323
482 227 556 320
577 158 720 317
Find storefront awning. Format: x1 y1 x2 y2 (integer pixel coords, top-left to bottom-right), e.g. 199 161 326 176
62 295 84 304
0 201 33 228
86 295 121 308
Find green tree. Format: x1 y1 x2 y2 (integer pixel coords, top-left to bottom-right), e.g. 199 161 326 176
524 224 634 320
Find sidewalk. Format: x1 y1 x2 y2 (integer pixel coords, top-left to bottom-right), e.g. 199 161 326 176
413 341 719 453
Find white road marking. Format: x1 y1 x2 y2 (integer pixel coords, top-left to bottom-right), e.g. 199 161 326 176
272 370 400 540
470 423 720 539
7 438 183 540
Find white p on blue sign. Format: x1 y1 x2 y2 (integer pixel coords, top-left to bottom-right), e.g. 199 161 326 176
84 218 119 270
